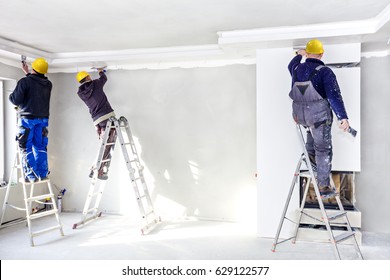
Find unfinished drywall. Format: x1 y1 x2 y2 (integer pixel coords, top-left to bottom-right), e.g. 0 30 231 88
356 55 390 233
41 65 257 223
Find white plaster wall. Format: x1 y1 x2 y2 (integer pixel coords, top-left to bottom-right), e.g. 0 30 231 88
46 65 257 223
357 55 390 233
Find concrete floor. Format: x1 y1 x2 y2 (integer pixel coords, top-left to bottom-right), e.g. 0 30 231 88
1 212 390 260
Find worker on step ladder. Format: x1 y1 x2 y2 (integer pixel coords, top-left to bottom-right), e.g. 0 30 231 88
74 67 160 233
2 57 64 246
9 57 52 183
76 67 116 180
271 40 362 259
288 39 353 199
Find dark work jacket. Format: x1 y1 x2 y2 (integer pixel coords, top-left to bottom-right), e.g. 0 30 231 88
288 55 348 120
77 72 114 123
9 73 52 118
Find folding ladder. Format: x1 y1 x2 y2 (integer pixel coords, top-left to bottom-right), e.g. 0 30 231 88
271 124 363 260
0 147 64 246
73 116 160 234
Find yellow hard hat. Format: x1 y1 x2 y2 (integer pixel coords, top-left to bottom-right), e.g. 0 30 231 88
31 58 48 74
305 39 324 54
76 71 90 83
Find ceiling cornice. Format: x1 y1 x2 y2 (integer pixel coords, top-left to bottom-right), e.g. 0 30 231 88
0 4 389 73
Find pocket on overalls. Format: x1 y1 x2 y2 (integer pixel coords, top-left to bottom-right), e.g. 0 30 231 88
42 127 49 147
16 126 30 149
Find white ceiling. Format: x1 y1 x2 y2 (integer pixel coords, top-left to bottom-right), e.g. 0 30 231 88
0 0 389 72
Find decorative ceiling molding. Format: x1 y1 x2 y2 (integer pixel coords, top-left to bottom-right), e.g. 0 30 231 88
218 3 390 46
0 4 389 72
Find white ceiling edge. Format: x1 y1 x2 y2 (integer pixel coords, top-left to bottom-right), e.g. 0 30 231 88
218 3 390 46
0 3 389 73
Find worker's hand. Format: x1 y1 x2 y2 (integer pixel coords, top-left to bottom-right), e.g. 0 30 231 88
339 119 350 132
296 49 307 56
22 62 29 74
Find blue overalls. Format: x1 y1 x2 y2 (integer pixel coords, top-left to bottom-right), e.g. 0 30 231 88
17 118 49 181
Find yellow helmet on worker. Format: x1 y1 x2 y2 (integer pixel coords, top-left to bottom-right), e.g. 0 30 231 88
32 58 49 74
76 71 90 83
305 39 324 55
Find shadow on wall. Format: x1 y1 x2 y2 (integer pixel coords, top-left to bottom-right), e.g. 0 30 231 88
47 65 257 223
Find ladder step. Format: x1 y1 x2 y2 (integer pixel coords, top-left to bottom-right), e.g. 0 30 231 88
19 178 51 185
100 159 111 163
327 211 347 221
30 209 58 220
26 194 54 202
299 171 311 178
334 232 355 243
32 225 62 237
143 210 155 218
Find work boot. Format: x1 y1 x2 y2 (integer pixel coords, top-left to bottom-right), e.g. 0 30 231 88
318 185 336 199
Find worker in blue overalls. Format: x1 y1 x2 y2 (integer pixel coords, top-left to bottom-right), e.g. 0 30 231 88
9 58 52 183
288 39 350 198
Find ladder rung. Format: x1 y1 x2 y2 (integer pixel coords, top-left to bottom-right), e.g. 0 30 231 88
100 159 111 163
299 171 311 178
32 225 62 237
105 142 116 146
334 232 355 243
20 178 50 185
327 211 347 221
143 210 155 218
30 209 58 220
26 194 54 202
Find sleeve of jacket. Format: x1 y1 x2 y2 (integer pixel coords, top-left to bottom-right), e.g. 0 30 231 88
322 68 348 120
9 78 28 106
288 55 302 76
98 71 107 86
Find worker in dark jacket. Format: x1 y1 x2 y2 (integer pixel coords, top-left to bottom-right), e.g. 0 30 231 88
76 69 116 180
9 58 52 183
288 39 350 198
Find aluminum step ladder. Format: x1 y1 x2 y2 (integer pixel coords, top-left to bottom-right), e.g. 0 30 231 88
271 124 363 260
73 116 160 234
0 147 64 246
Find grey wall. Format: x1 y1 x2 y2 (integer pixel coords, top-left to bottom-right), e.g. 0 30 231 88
356 55 390 233
45 65 257 222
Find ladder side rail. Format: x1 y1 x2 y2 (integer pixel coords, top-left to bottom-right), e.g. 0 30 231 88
120 117 142 166
119 118 156 215
94 120 114 172
296 124 341 259
271 155 305 251
22 181 35 246
89 181 107 217
46 181 64 236
291 174 312 243
0 154 20 226
138 169 155 215
79 120 114 222
115 121 147 216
